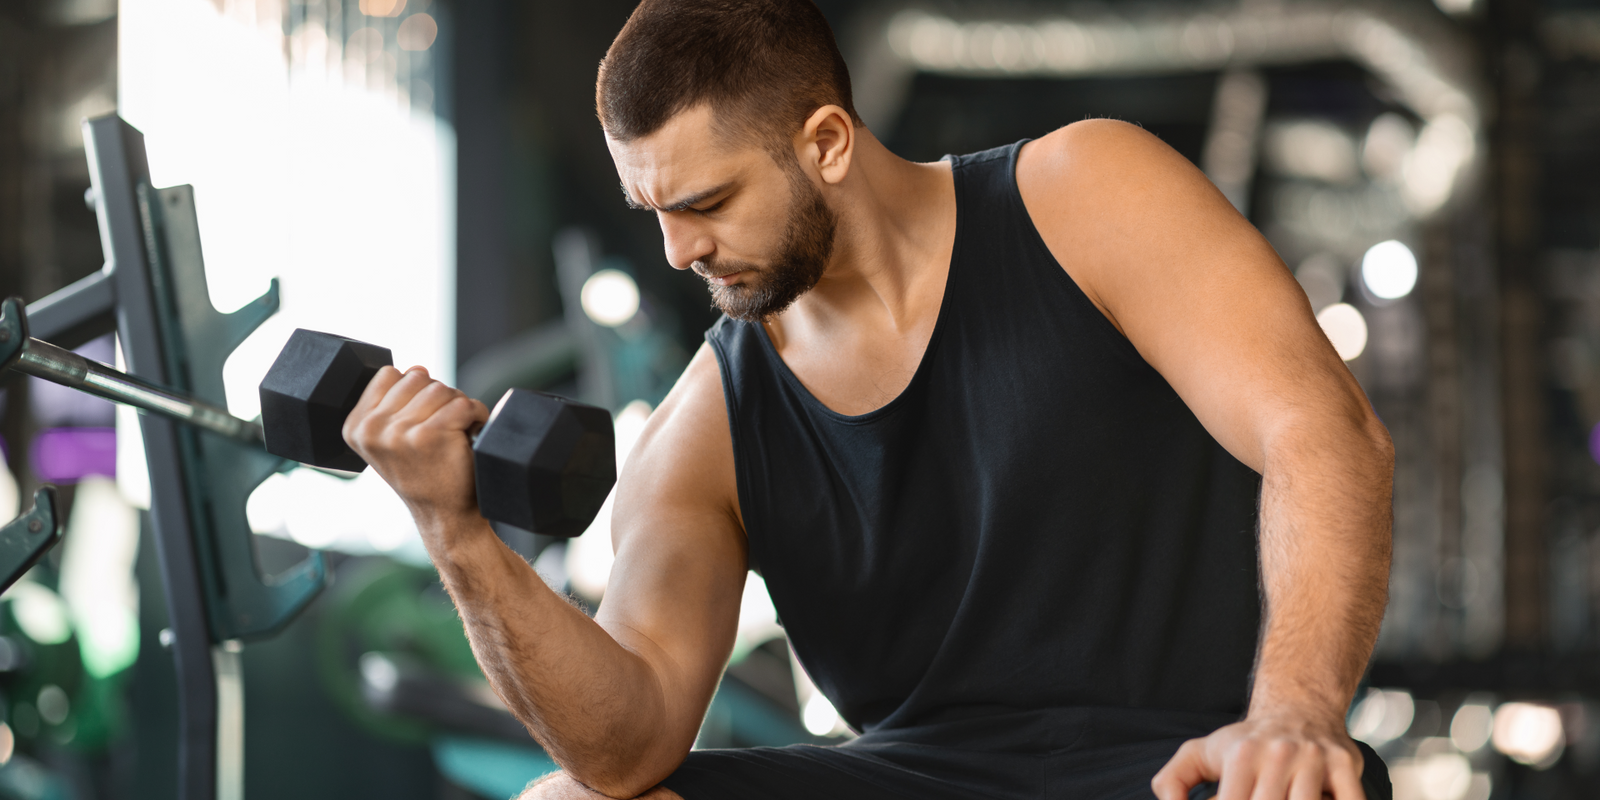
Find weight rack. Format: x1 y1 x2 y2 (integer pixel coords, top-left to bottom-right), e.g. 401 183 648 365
4 115 329 800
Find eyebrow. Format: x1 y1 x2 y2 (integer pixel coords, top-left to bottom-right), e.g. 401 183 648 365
622 182 731 213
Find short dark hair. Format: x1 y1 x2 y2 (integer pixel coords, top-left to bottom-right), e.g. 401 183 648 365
596 0 860 152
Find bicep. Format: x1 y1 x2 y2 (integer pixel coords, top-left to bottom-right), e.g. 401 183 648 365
1022 121 1373 472
595 344 747 737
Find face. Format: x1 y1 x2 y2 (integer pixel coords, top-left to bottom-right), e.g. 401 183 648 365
607 105 838 322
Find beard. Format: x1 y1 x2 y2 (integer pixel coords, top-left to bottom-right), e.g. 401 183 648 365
694 162 837 323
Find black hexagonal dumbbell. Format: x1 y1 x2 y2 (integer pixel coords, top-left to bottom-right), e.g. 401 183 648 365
259 329 616 536
259 329 393 472
474 390 616 537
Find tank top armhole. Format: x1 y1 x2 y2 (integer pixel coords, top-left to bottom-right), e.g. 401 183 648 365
1000 140 1162 378
705 326 764 576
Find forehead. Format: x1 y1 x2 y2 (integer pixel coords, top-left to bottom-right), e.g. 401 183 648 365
606 105 772 204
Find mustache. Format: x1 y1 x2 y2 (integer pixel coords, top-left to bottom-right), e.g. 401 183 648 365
692 258 759 281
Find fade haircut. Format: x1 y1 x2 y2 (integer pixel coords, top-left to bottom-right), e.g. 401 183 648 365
596 0 860 156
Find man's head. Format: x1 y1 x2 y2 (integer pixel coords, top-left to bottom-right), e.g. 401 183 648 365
598 0 859 321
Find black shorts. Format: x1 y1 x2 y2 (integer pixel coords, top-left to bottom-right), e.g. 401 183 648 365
659 707 1392 800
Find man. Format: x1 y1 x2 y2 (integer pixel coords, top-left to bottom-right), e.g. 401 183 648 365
343 0 1396 797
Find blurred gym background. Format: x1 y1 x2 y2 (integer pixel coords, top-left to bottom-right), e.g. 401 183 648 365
0 0 1590 797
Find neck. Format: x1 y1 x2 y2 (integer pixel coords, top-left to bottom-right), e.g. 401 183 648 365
777 130 956 333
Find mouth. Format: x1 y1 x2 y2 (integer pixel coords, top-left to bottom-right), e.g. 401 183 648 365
694 264 746 287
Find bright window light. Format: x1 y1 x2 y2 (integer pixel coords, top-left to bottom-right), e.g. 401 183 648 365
120 0 453 557
1362 240 1419 300
1316 303 1368 362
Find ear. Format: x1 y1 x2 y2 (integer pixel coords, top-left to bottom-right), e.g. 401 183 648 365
796 105 855 185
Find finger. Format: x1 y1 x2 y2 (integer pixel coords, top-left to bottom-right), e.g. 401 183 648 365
419 395 489 435
1245 743 1294 800
371 368 437 418
1152 740 1214 800
1325 751 1364 800
1287 753 1326 800
392 382 466 428
1216 745 1258 800
347 365 405 425
344 365 408 448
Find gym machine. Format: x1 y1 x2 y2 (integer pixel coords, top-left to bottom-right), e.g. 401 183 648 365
0 115 615 799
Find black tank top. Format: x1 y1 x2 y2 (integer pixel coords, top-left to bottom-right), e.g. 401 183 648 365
705 141 1263 738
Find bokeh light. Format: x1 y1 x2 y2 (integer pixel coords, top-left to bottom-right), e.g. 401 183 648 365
1316 303 1369 361
1451 701 1495 752
1492 702 1565 768
359 0 406 17
4 581 71 645
1415 748 1472 800
398 14 439 51
1350 687 1415 746
1362 239 1419 300
802 693 842 737
58 477 140 678
580 269 642 328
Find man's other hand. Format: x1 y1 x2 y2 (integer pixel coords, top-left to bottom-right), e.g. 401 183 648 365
1151 712 1365 800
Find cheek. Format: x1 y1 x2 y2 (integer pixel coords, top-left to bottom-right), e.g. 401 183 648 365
725 195 793 255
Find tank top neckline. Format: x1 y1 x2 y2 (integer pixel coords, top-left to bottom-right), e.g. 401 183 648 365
752 153 977 425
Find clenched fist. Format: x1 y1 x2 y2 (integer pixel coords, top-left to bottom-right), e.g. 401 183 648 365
342 365 491 532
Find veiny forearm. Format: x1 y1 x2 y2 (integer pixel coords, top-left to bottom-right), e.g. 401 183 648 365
422 515 680 796
1250 409 1394 721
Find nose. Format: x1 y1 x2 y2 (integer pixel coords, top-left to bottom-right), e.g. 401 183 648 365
658 213 714 271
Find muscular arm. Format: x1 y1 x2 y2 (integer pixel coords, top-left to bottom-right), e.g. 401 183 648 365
344 346 745 798
1019 120 1393 799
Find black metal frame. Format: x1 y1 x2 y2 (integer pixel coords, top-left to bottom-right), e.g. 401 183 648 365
15 115 327 800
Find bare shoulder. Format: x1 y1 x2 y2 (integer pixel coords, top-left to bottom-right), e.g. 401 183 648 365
1021 118 1201 184
1017 118 1244 241
1014 119 1359 472
1015 118 1282 333
610 341 743 556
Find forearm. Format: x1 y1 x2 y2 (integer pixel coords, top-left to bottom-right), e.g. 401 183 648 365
1250 413 1393 721
423 515 682 795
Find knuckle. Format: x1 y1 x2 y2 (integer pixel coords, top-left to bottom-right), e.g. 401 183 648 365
1328 746 1356 769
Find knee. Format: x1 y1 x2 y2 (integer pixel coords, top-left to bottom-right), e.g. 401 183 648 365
518 773 683 800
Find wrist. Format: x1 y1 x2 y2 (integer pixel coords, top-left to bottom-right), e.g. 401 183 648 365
411 507 498 561
1246 695 1350 729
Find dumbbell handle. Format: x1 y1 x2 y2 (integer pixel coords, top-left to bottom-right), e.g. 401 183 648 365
0 327 264 445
